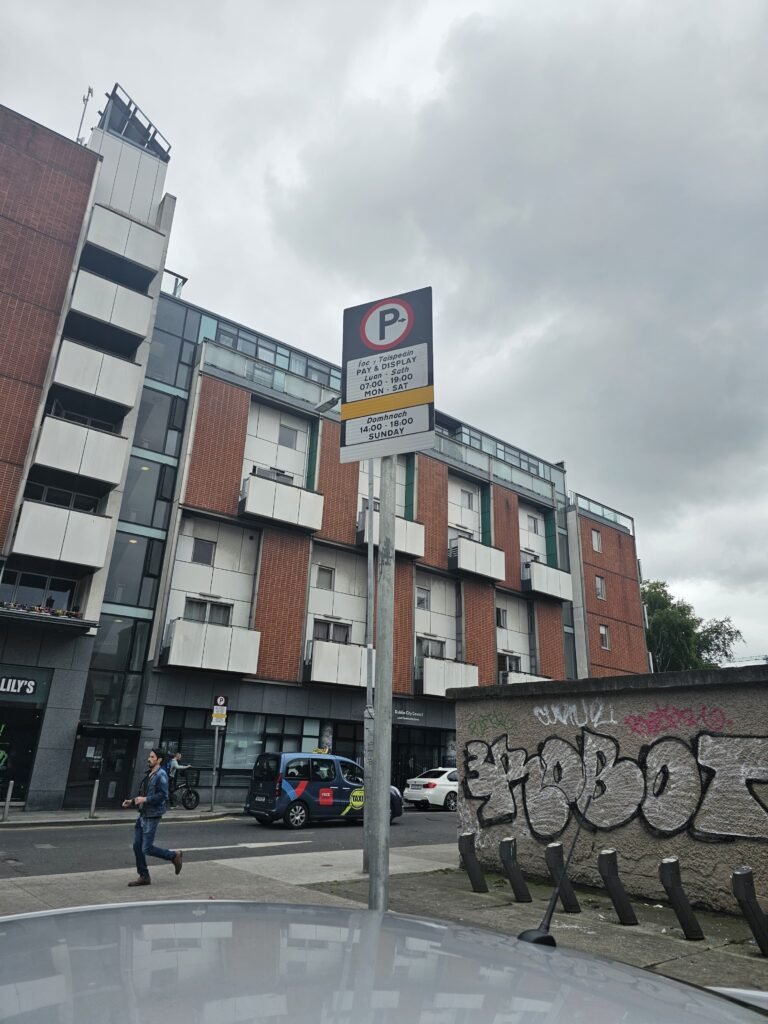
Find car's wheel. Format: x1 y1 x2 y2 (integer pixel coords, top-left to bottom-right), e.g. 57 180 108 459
181 789 200 810
284 800 309 829
444 791 457 812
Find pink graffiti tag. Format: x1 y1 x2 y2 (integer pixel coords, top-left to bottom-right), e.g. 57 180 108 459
624 703 733 738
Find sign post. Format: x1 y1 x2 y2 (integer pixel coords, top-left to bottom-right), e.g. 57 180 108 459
210 695 227 811
341 288 433 911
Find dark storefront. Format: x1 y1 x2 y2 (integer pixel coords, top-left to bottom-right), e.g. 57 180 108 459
0 666 51 801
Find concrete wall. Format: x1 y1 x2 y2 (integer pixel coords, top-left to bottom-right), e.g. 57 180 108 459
453 664 768 912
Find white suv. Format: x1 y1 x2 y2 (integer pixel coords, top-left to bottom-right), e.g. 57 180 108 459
403 768 458 811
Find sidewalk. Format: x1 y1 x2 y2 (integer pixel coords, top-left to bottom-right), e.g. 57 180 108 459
0 815 765 993
0 803 242 828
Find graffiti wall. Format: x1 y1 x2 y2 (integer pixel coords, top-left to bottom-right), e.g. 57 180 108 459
454 665 768 912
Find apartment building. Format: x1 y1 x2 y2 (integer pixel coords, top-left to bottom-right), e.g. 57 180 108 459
0 93 648 810
0 88 175 808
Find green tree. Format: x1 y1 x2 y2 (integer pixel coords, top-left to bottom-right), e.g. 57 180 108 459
641 580 744 672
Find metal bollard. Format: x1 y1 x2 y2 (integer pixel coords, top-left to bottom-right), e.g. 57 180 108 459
659 857 704 940
499 837 532 902
545 842 581 913
1 780 13 822
458 831 489 893
731 866 768 957
598 849 638 926
89 778 100 819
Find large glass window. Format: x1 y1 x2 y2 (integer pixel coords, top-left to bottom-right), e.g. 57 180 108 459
122 457 175 530
146 329 182 386
90 615 150 674
154 298 186 336
222 713 265 771
135 389 173 452
0 571 77 612
103 534 162 608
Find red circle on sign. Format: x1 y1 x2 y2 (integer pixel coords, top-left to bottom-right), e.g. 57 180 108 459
359 298 415 352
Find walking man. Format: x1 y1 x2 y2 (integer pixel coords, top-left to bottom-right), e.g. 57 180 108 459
122 748 183 887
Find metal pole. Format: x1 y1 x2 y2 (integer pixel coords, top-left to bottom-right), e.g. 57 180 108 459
210 727 220 812
88 779 100 819
368 454 396 911
363 458 375 873
2 781 13 822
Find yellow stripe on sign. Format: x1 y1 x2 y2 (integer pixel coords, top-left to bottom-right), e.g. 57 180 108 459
340 385 434 421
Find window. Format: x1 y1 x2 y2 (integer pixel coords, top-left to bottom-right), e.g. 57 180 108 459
416 637 445 660
460 489 473 510
599 624 611 650
279 424 298 449
123 458 175 529
316 566 334 591
496 607 507 628
416 587 431 611
313 620 350 644
341 761 364 785
284 757 310 781
312 759 336 782
184 598 232 626
361 497 381 513
592 529 602 552
104 533 163 608
528 515 539 534
498 653 522 678
209 602 232 626
595 575 606 600
192 538 216 565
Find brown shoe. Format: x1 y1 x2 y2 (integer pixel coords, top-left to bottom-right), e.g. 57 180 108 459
128 876 151 887
173 851 183 876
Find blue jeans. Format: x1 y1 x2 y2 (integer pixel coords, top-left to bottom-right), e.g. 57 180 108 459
133 816 175 879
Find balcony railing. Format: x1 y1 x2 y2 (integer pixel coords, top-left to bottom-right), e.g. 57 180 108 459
12 501 111 569
55 339 142 410
70 270 153 339
356 510 424 559
420 657 479 698
448 536 505 581
87 204 165 272
163 618 261 674
239 473 323 531
521 560 573 601
305 639 371 687
35 417 128 489
498 669 549 685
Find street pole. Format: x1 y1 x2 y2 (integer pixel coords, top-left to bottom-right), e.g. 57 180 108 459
368 454 396 911
363 458 375 873
210 727 220 812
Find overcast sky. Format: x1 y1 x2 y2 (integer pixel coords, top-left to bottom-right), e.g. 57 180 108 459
3 1 766 659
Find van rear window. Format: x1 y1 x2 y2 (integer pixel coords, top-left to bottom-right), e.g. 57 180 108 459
253 754 279 780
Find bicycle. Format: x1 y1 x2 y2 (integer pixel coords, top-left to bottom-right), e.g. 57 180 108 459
169 768 200 810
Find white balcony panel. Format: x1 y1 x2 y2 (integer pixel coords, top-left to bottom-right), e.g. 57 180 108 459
35 418 127 487
71 271 152 338
240 475 324 531
87 206 164 271
423 658 479 697
309 640 369 687
12 502 111 569
13 502 68 561
165 618 261 674
357 510 425 558
523 561 573 602
55 340 142 409
229 626 261 675
452 537 505 581
498 671 550 685
202 624 232 671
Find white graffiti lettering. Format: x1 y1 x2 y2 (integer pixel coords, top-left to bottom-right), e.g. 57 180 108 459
533 699 617 730
463 730 768 841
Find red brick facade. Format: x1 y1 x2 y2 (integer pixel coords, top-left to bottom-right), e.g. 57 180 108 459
316 418 358 545
0 107 98 546
579 516 648 675
254 528 311 682
393 559 414 695
537 600 567 679
416 455 448 570
185 375 250 516
462 578 498 685
492 484 521 591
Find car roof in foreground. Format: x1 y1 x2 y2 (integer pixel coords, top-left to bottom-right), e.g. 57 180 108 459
0 901 764 1024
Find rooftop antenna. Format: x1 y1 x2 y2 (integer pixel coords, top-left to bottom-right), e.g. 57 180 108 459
76 86 94 145
518 788 595 948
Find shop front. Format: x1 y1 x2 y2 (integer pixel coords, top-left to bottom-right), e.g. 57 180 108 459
0 666 51 801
